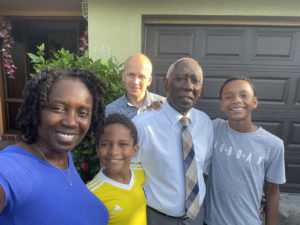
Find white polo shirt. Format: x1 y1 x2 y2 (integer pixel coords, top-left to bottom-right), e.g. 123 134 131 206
132 101 213 217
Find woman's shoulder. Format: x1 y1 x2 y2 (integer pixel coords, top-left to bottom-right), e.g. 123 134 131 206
1 145 37 164
0 145 26 163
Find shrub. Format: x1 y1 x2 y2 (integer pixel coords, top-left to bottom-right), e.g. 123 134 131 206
27 44 125 182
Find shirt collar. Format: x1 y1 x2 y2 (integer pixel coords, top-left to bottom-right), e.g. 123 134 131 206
163 101 192 126
124 91 149 107
119 93 129 105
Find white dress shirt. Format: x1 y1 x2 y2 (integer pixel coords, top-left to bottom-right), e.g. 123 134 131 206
132 101 213 217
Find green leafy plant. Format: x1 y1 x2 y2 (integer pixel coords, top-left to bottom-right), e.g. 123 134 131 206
27 43 125 182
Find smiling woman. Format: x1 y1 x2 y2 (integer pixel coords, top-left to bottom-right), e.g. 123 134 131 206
37 79 93 155
0 68 109 225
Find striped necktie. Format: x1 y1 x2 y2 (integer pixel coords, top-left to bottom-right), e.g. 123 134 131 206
180 116 200 220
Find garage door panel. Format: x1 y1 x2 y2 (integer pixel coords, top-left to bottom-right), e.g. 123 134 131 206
289 123 300 145
295 78 300 104
202 71 291 105
158 32 195 56
202 70 299 109
253 110 298 120
146 25 300 65
285 163 300 185
196 99 220 116
150 72 165 95
201 77 224 99
284 154 300 190
204 29 245 58
287 145 300 157
254 121 284 137
250 116 285 138
144 27 193 64
252 30 297 60
146 26 198 58
253 78 289 103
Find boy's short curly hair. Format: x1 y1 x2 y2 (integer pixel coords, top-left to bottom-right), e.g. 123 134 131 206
96 113 138 146
219 76 256 99
16 67 106 144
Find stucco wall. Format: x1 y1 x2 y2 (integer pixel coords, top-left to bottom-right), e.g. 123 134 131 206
88 0 300 63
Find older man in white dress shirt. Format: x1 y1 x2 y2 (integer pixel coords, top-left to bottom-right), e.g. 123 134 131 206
132 58 213 225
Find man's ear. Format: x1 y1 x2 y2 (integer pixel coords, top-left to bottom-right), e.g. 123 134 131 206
163 77 168 92
220 100 224 112
197 83 203 99
253 96 259 109
148 76 152 86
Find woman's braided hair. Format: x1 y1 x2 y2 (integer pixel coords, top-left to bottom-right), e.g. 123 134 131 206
16 68 106 144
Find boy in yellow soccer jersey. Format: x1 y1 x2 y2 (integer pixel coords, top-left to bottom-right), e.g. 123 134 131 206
87 113 146 225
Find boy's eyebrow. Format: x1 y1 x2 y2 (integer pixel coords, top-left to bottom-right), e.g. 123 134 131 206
222 91 233 95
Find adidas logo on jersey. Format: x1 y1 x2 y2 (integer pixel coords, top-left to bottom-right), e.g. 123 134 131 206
112 204 123 213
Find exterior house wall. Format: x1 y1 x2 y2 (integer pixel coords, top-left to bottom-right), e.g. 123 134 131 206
0 0 82 16
88 0 300 62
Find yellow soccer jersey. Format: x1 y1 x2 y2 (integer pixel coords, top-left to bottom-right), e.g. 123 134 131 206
87 163 146 225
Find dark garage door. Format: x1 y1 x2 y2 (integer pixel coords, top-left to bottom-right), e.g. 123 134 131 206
144 23 300 193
